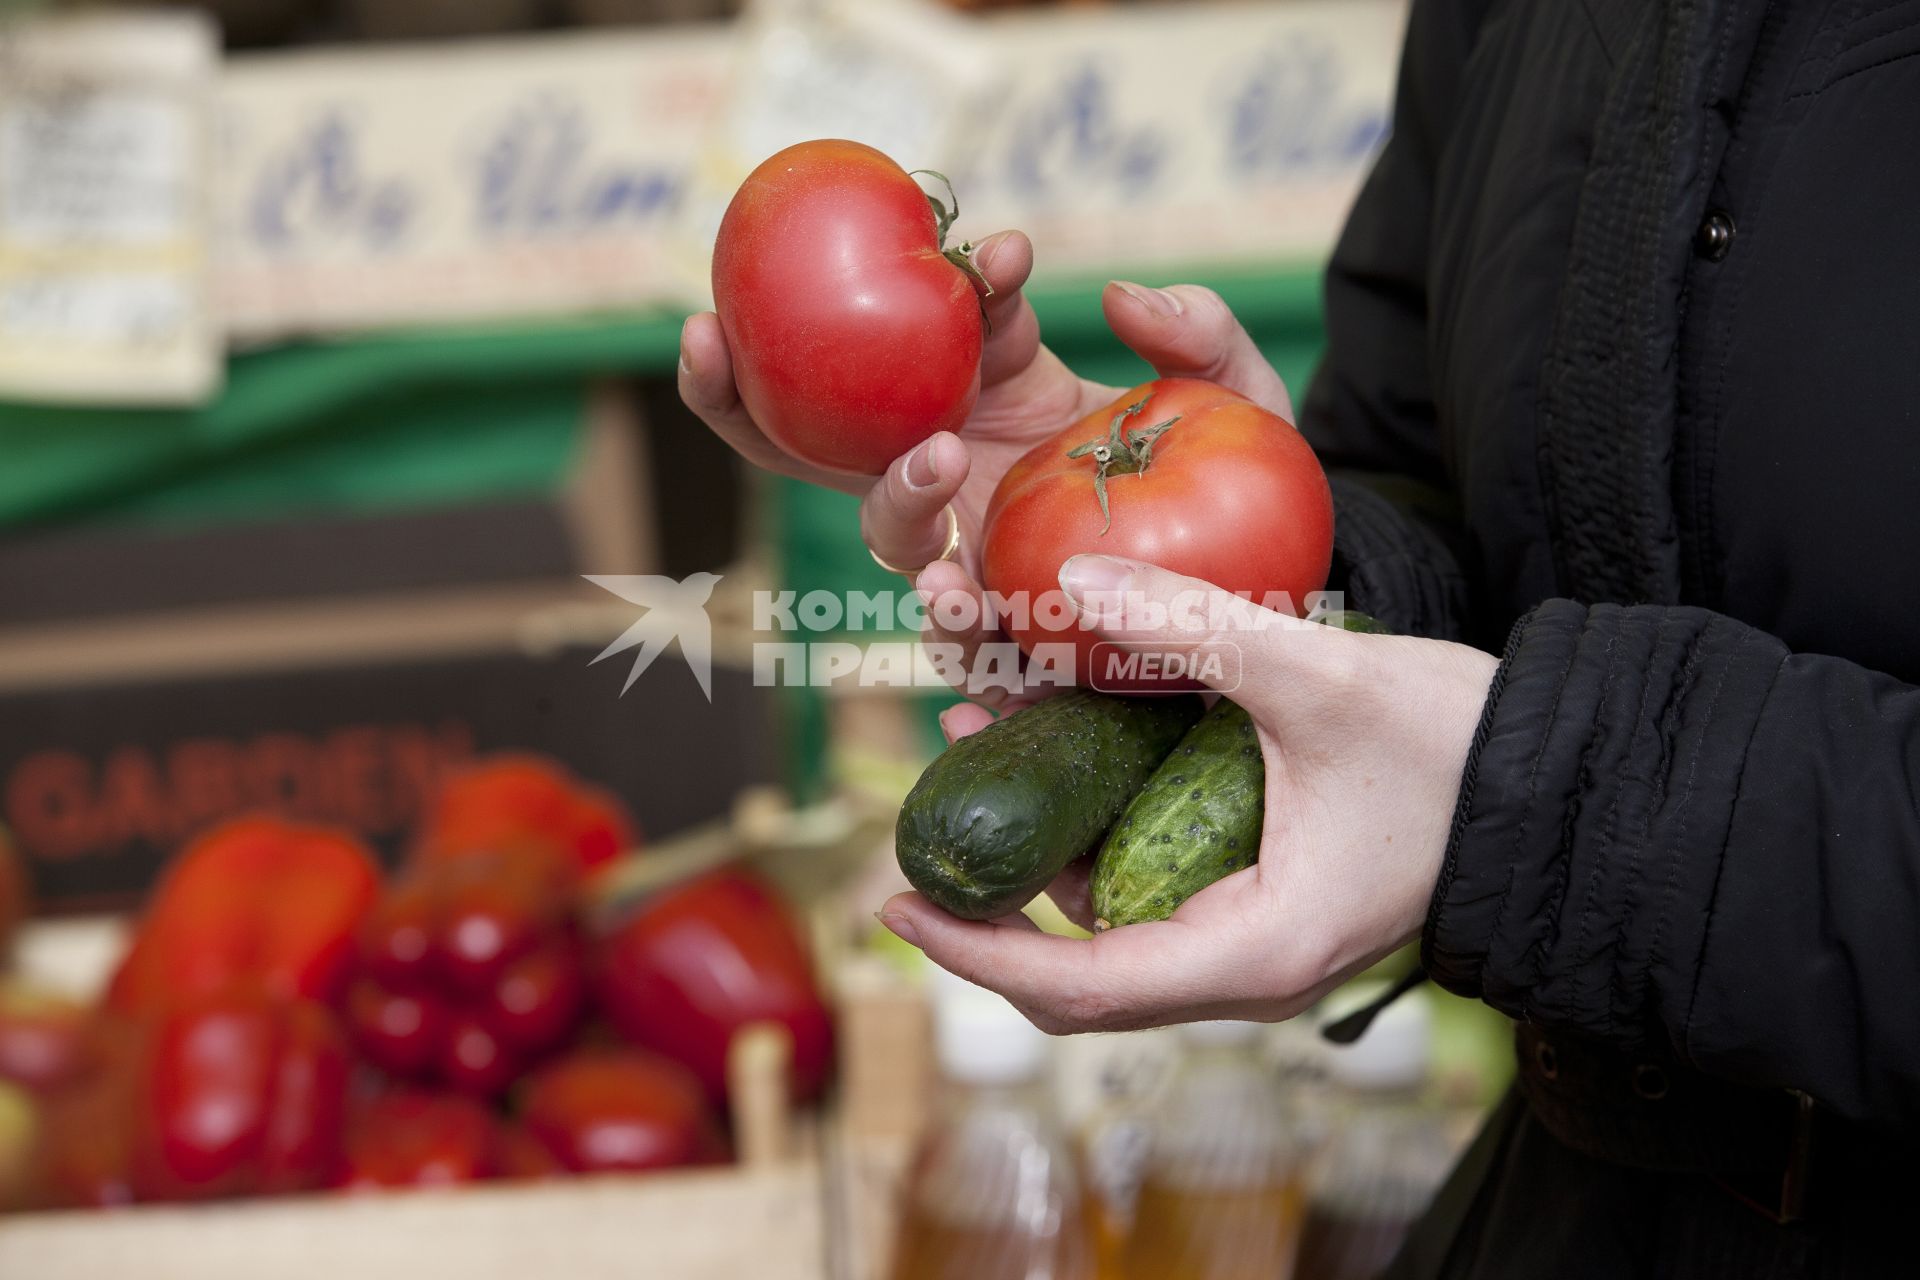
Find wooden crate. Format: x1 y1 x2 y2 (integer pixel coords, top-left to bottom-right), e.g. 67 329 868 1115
0 792 935 1279
0 1165 825 1280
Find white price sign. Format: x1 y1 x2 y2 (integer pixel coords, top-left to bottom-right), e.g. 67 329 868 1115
0 11 218 405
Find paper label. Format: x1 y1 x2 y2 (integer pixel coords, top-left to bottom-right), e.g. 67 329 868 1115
215 28 730 338
0 12 218 405
195 1 1402 340
966 0 1409 280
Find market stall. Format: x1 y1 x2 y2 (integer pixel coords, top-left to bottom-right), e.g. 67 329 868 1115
0 1 1513 1275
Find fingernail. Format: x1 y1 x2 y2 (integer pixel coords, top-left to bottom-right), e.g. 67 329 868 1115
1059 554 1135 602
974 234 1003 273
937 705 965 745
677 323 693 377
905 438 940 490
1111 280 1182 317
876 911 922 948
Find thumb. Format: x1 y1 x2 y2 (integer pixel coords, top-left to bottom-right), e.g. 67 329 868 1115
1057 555 1325 707
1103 283 1294 418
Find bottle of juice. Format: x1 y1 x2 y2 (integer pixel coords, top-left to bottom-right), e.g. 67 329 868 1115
1068 1030 1179 1277
888 967 1096 1280
1122 1020 1307 1280
1295 989 1455 1280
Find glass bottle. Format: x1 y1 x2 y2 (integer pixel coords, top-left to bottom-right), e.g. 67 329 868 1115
888 967 1096 1280
1295 989 1456 1280
1123 1020 1307 1280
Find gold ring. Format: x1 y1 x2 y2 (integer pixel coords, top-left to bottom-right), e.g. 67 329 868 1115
870 506 962 578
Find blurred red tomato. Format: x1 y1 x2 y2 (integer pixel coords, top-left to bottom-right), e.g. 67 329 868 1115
27 1014 141 1209
491 1120 564 1181
519 1048 720 1174
0 983 96 1095
106 817 380 1017
0 827 26 959
131 989 349 1202
416 756 638 883
335 1090 501 1190
347 849 586 1097
596 870 833 1103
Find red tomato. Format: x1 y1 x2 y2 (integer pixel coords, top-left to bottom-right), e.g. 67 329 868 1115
0 983 94 1095
335 1091 501 1190
491 1121 564 1181
980 378 1334 691
596 870 833 1104
712 139 985 476
518 1048 720 1175
28 1014 142 1209
0 827 25 959
346 849 586 1099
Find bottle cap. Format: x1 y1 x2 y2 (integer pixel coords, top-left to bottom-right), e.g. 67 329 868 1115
927 964 1048 1086
1321 982 1432 1092
1178 1019 1265 1048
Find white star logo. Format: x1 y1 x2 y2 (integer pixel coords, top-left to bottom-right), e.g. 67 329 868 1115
583 572 722 700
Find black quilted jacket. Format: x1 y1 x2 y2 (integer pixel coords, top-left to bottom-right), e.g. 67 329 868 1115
1298 0 1920 1274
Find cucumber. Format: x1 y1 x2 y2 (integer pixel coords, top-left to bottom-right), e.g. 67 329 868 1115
1089 611 1389 929
1089 699 1264 930
896 690 1205 920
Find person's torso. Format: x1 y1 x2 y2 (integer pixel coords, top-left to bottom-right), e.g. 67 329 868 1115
1428 0 1920 682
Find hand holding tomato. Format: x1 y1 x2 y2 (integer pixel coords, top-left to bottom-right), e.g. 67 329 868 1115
685 153 1306 710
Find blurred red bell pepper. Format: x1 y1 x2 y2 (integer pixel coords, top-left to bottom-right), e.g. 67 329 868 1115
130 988 349 1202
596 869 834 1104
416 755 638 883
518 1047 721 1174
106 817 380 1017
347 848 586 1097
335 1090 501 1190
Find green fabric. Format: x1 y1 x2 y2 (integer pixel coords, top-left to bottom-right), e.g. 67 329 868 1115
0 267 1320 531
0 314 683 529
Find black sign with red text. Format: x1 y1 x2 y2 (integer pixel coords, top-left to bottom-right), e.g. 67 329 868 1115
0 646 774 913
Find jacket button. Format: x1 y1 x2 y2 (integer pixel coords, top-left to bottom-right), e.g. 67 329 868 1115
1694 211 1735 261
1632 1064 1670 1100
1534 1040 1559 1081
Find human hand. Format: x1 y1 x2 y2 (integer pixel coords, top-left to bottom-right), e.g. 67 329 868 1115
876 557 1498 1033
679 232 1295 712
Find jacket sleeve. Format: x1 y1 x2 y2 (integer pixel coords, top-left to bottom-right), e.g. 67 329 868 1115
1296 0 1489 640
1426 600 1920 1126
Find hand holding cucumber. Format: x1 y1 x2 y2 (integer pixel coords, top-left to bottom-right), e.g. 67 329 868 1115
881 556 1496 1035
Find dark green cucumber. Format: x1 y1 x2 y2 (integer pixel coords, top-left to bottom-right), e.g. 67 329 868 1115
896 690 1204 920
1089 699 1264 929
1089 611 1389 929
